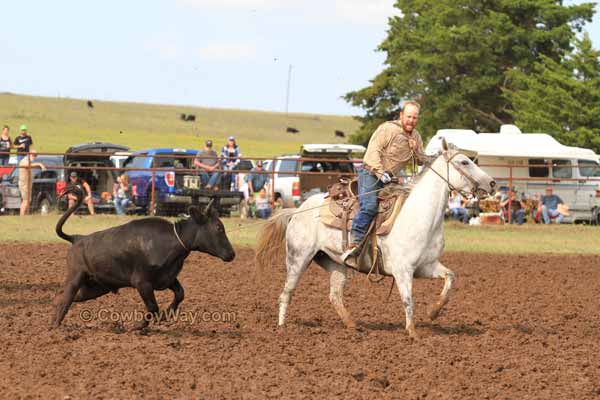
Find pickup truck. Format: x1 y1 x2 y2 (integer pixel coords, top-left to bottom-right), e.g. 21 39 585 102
263 144 365 208
123 148 244 216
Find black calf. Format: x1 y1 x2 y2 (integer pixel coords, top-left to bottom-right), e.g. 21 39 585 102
51 188 235 330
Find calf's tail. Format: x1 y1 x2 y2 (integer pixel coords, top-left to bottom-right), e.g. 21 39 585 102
55 186 84 244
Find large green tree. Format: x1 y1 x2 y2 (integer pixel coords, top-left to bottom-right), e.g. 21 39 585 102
345 0 595 145
505 33 600 153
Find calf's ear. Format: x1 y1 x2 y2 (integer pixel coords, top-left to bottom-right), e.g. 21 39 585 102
188 205 207 223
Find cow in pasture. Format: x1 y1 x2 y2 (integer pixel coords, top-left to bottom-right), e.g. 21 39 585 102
286 126 299 134
87 100 94 109
186 114 196 122
180 113 187 121
334 130 345 138
50 187 235 330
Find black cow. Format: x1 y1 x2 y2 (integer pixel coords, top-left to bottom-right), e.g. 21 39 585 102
50 188 235 330
186 114 196 122
334 130 345 138
87 100 94 109
180 113 187 121
286 126 299 134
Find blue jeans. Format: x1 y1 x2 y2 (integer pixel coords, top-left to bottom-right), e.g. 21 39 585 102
0 156 8 166
542 205 564 224
509 209 525 225
16 154 26 163
114 197 131 215
450 207 469 223
256 208 272 219
200 171 220 187
351 169 384 245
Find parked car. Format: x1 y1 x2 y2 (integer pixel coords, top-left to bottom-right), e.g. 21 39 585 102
263 144 366 208
0 155 17 178
123 148 244 216
0 143 128 215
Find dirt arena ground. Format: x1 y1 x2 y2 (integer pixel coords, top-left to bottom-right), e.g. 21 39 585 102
1 244 599 399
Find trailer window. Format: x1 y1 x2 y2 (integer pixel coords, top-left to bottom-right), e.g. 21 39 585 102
528 159 548 178
552 160 572 179
578 160 600 177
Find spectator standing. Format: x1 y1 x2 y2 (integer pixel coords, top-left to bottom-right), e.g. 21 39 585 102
448 191 469 223
0 125 11 166
537 187 565 224
221 136 241 190
501 190 526 225
14 125 33 162
193 139 220 190
67 171 95 215
246 160 268 196
254 188 272 219
18 150 45 216
113 173 132 215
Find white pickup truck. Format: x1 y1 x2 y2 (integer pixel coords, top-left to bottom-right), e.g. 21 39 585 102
263 144 366 208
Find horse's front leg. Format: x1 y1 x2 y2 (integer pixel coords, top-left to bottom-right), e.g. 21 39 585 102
416 260 455 321
393 270 417 339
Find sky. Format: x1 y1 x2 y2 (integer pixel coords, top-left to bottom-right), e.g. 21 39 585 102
0 0 598 116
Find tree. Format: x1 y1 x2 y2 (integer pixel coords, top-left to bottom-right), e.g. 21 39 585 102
504 33 600 153
345 0 595 145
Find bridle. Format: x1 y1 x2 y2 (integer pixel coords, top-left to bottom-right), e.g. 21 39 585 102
424 151 483 198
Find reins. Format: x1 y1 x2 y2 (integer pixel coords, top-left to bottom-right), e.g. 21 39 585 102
422 151 480 198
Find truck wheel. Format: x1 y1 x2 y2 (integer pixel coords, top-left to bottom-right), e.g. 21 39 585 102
39 198 52 215
593 208 600 226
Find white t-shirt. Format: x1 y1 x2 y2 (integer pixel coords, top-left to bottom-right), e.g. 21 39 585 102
255 196 270 211
448 193 463 209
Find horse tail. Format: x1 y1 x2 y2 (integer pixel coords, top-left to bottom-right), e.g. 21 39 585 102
55 186 84 244
255 208 295 270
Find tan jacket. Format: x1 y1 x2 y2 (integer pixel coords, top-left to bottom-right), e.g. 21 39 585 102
362 121 427 177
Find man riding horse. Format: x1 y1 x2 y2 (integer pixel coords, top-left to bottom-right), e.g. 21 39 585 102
342 101 431 266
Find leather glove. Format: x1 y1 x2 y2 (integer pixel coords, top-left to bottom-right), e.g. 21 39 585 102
380 171 393 184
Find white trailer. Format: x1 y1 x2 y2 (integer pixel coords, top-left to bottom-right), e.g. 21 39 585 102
425 125 600 224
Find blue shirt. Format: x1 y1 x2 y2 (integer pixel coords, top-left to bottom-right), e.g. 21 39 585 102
246 167 268 191
541 194 563 210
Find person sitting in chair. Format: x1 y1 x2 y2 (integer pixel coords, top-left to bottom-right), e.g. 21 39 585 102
342 101 431 266
537 186 565 224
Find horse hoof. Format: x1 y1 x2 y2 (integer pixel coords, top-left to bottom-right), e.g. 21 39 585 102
344 321 358 330
407 327 419 340
428 308 440 321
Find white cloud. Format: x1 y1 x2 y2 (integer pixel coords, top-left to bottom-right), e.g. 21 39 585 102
199 42 258 61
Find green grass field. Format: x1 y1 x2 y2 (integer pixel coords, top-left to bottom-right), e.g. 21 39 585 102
2 214 599 254
0 93 359 157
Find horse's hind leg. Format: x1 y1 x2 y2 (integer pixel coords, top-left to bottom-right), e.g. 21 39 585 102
416 260 455 321
278 247 314 327
314 253 356 329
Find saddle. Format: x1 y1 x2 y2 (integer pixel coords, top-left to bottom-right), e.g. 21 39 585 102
321 177 409 255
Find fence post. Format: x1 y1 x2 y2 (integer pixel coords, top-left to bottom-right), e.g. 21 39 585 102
271 157 276 205
508 165 513 224
151 155 156 214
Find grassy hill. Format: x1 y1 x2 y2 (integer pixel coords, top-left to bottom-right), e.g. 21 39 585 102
0 93 360 157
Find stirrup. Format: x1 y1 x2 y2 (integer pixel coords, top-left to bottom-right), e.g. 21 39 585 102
342 245 361 266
